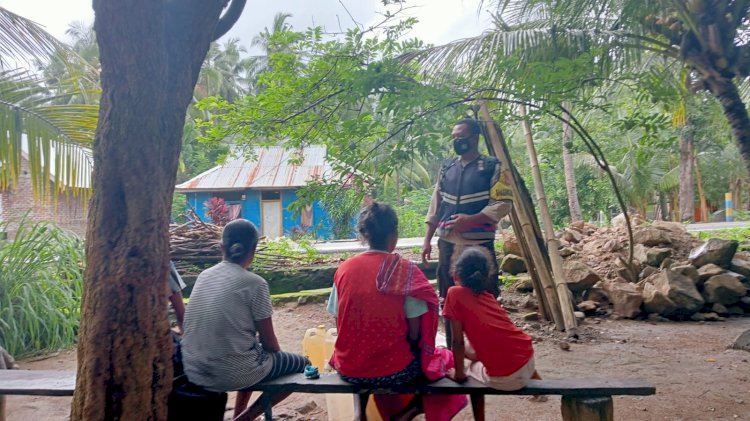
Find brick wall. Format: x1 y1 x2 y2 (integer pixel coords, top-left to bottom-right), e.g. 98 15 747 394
0 157 88 239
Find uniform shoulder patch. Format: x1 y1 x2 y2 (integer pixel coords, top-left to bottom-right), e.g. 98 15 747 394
490 171 514 200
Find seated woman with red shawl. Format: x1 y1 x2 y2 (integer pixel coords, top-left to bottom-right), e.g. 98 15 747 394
327 202 466 421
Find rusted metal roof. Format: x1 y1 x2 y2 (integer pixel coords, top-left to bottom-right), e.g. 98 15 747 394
175 146 332 191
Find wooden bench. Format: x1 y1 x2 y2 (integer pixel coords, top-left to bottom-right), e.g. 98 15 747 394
0 370 655 421
238 373 654 421
0 370 75 397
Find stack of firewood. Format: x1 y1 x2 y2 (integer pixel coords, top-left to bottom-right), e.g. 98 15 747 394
169 220 223 261
169 217 334 270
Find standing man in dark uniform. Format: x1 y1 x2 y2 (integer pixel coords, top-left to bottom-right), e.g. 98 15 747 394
421 118 513 346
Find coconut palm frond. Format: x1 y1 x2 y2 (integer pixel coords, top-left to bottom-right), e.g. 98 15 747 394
739 78 750 105
657 164 680 191
0 70 95 198
0 6 64 68
401 25 647 90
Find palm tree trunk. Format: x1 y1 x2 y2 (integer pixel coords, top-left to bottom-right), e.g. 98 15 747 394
733 178 742 213
658 191 668 220
562 101 582 222
705 75 750 181
678 126 695 222
694 157 709 222
70 1 231 419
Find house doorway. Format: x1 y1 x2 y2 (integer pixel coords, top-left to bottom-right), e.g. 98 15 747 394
261 190 282 238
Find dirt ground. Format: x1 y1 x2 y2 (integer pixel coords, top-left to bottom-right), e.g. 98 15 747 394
6 300 750 421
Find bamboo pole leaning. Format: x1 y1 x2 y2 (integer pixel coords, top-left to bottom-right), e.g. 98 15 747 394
478 101 565 331
518 104 578 336
508 210 552 322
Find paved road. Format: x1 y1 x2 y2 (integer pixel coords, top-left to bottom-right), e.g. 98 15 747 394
311 221 750 254
313 237 432 254
685 221 750 232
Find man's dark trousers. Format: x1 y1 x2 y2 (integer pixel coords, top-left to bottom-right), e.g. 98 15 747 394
437 238 500 348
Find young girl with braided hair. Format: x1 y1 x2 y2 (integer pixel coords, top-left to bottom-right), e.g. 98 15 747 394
442 246 543 404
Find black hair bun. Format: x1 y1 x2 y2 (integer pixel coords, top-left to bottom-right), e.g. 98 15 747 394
229 242 246 259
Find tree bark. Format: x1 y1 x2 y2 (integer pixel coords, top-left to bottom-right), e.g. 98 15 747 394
561 101 582 222
657 191 668 220
732 178 742 209
70 1 228 419
705 75 750 181
678 125 695 222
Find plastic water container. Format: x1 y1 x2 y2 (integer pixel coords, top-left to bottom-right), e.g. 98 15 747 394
302 325 327 370
323 328 352 421
324 328 338 372
322 328 382 421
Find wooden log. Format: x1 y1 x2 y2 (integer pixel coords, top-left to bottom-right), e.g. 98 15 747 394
561 396 614 421
478 101 565 330
518 104 578 336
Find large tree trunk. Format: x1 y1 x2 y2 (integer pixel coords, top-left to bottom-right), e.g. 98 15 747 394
561 101 582 222
705 75 750 181
678 125 695 222
70 1 231 419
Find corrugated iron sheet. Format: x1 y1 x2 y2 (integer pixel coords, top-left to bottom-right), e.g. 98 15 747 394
175 146 332 191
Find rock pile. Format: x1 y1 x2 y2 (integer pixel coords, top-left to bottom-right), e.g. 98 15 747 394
503 219 750 320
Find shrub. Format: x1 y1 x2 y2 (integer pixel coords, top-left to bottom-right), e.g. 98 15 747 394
395 188 433 238
0 217 85 357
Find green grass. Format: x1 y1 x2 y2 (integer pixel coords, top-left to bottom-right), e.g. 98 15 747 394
696 227 750 242
696 227 750 251
0 217 85 357
499 274 520 287
270 287 332 305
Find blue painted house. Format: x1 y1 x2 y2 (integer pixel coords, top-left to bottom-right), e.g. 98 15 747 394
175 146 333 239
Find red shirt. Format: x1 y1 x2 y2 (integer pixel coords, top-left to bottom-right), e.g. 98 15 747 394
330 252 413 378
442 286 533 376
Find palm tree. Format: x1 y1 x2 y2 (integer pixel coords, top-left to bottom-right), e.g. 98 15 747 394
0 7 96 199
194 38 253 103
561 101 582 221
244 12 294 93
497 0 750 182
42 21 101 105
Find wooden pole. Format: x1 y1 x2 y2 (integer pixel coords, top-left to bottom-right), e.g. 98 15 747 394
508 209 552 321
478 101 565 330
518 104 578 335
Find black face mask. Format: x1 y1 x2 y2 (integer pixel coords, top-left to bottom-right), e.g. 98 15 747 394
452 137 472 155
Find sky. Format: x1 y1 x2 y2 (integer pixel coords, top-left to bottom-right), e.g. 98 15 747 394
2 0 494 52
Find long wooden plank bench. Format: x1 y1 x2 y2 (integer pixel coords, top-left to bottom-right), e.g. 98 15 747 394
0 370 655 421
237 373 655 421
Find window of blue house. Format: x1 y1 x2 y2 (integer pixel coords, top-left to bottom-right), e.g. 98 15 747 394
214 191 243 220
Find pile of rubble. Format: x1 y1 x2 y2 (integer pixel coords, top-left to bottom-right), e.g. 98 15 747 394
501 219 750 321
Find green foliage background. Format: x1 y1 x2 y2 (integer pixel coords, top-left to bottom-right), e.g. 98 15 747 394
0 217 85 357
